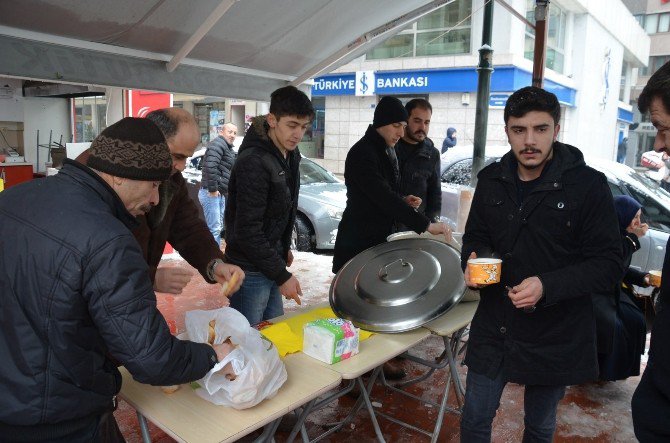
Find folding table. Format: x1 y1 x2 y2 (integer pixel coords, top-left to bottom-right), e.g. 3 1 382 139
118 351 341 443
374 299 479 442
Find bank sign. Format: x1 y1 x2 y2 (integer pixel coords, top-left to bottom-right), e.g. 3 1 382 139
312 67 576 107
313 71 432 96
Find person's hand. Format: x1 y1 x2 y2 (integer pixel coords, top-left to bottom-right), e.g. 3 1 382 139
630 222 649 238
507 276 544 309
404 195 422 209
154 267 194 294
279 275 302 305
208 190 220 197
464 252 485 289
211 262 245 296
427 221 452 243
287 249 294 267
644 274 651 286
212 340 237 362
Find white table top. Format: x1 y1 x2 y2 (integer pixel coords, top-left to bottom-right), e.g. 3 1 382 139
119 353 341 443
271 303 431 380
422 300 479 336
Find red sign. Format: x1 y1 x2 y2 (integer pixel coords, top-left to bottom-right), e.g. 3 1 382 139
126 90 172 117
663 0 670 4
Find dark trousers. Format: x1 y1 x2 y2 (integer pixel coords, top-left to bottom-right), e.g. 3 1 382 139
1 412 125 443
460 369 566 443
632 367 670 442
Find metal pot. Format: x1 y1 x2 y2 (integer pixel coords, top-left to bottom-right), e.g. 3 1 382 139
329 238 466 332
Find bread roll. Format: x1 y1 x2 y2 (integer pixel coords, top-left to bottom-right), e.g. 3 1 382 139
161 385 180 394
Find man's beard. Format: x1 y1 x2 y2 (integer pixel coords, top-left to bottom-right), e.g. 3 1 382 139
407 131 426 143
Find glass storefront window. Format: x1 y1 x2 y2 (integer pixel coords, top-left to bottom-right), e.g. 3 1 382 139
524 0 567 74
73 95 107 142
367 1 471 59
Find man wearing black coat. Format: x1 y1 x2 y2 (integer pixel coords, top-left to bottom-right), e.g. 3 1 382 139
396 98 441 225
199 122 238 246
224 86 313 325
632 60 670 442
460 87 623 442
332 96 450 274
0 118 234 441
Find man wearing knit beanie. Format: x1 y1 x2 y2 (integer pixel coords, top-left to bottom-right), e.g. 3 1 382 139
332 96 452 379
0 117 233 441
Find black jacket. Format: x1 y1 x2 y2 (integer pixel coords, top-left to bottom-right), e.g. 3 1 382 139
201 135 236 195
396 137 441 222
333 125 430 273
593 231 647 355
224 116 299 285
0 160 216 432
461 142 623 386
632 237 670 440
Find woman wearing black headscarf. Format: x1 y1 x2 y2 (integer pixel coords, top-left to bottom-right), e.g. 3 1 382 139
594 195 650 381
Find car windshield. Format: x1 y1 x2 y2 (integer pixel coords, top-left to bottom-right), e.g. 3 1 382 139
441 157 499 185
300 158 339 185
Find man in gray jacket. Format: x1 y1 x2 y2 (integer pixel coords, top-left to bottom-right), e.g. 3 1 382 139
199 123 238 245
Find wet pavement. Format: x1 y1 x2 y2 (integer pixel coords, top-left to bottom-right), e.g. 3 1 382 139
114 251 643 442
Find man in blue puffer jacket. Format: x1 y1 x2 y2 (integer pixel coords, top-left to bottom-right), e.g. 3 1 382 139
0 118 232 442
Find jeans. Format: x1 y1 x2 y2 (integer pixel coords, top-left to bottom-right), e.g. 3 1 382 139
229 271 284 325
198 188 225 246
460 369 566 443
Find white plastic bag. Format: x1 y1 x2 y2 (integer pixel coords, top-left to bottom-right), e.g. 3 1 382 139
184 307 287 409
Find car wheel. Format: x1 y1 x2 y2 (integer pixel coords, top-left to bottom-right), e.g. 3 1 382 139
292 214 314 252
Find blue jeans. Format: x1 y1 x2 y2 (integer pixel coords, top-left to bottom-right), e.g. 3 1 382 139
460 369 566 443
229 271 284 325
198 188 225 246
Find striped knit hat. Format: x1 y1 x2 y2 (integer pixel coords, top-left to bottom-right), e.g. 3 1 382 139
86 117 172 181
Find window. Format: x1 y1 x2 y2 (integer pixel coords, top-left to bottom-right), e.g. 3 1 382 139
366 2 471 59
641 55 670 77
645 14 659 33
524 0 567 74
619 62 628 102
73 96 107 142
659 13 670 33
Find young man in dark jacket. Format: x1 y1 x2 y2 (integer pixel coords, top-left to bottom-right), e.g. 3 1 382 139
0 118 233 442
632 60 670 442
396 98 441 224
460 87 623 442
332 96 450 274
199 122 238 245
224 86 314 325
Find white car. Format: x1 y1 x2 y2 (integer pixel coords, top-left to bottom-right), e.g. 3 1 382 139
183 152 345 251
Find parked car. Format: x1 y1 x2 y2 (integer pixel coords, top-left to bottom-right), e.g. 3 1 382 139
439 146 670 294
184 152 345 252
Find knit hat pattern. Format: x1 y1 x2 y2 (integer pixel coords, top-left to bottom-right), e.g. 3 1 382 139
86 117 172 182
613 195 641 231
373 96 409 128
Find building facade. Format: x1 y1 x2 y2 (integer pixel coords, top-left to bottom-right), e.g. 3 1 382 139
623 0 670 165
310 0 649 174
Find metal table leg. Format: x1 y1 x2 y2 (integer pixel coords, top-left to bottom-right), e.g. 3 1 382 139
136 411 151 443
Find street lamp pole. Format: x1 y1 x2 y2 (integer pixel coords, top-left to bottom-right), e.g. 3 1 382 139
471 0 495 187
532 1 550 87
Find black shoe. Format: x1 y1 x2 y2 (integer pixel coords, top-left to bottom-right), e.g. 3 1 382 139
383 360 407 380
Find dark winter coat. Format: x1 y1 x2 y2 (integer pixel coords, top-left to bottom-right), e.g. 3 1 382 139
224 116 299 285
135 171 224 283
592 232 647 355
396 137 442 222
333 125 430 273
76 149 224 284
201 136 236 195
441 127 457 154
461 142 623 386
632 237 670 440
0 160 216 433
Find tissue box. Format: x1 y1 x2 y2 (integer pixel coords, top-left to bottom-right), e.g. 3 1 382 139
303 318 359 364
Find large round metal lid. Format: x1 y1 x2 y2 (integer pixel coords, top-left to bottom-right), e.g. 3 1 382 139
329 238 465 333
